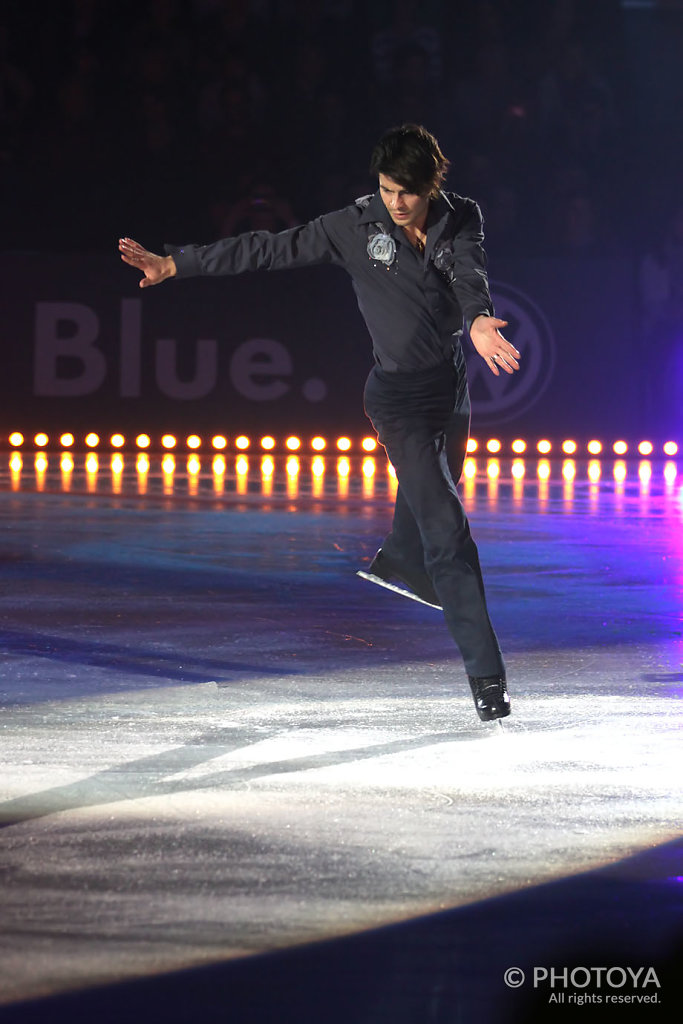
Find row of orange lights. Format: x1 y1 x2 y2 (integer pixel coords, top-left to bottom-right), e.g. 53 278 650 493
8 432 367 453
470 438 679 456
5 433 680 457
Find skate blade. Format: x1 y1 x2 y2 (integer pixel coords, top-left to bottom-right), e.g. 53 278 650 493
356 570 442 609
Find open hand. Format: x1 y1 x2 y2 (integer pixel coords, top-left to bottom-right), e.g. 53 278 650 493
469 315 521 376
118 237 176 288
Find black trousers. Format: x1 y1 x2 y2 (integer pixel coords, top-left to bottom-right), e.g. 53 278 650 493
363 355 505 678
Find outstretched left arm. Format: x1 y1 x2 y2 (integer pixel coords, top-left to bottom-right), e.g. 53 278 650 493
445 199 521 376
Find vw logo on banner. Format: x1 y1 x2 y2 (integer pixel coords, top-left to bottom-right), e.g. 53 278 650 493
465 281 556 425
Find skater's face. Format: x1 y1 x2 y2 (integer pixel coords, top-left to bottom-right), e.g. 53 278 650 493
378 174 430 231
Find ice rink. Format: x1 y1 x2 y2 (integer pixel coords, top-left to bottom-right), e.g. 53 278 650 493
0 446 681 1022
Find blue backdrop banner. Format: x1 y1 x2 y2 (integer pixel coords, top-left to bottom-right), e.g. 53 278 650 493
2 252 644 439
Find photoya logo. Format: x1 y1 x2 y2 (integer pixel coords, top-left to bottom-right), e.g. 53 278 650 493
466 281 556 425
504 965 662 1007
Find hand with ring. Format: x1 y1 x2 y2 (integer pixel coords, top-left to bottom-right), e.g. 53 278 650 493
469 315 521 376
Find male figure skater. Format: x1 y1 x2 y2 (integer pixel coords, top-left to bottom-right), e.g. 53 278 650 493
119 123 520 722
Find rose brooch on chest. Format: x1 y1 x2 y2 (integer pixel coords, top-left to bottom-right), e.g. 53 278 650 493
367 232 396 268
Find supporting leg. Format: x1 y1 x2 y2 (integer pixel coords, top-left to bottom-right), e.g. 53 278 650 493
361 361 509 719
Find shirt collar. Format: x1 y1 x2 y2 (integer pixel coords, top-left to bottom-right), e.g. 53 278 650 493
357 190 393 226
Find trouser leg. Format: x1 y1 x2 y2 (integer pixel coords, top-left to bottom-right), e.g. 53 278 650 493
364 365 504 678
383 392 471 578
381 485 424 570
378 354 472 579
385 429 504 677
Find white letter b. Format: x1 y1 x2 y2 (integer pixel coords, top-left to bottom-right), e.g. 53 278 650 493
34 302 105 396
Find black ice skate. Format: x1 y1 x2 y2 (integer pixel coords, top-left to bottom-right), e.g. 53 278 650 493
357 549 442 610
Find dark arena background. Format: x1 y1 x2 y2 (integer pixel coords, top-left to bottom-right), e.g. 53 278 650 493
0 3 682 1023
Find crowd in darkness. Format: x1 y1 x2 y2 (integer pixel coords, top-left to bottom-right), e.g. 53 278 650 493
0 0 682 264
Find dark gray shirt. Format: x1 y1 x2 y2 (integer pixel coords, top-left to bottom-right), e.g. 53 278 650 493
166 190 493 372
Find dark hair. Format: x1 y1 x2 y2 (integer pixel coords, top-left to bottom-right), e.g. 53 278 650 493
369 124 450 198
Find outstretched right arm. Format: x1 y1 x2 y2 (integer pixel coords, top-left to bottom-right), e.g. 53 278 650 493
119 215 345 287
118 237 177 288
